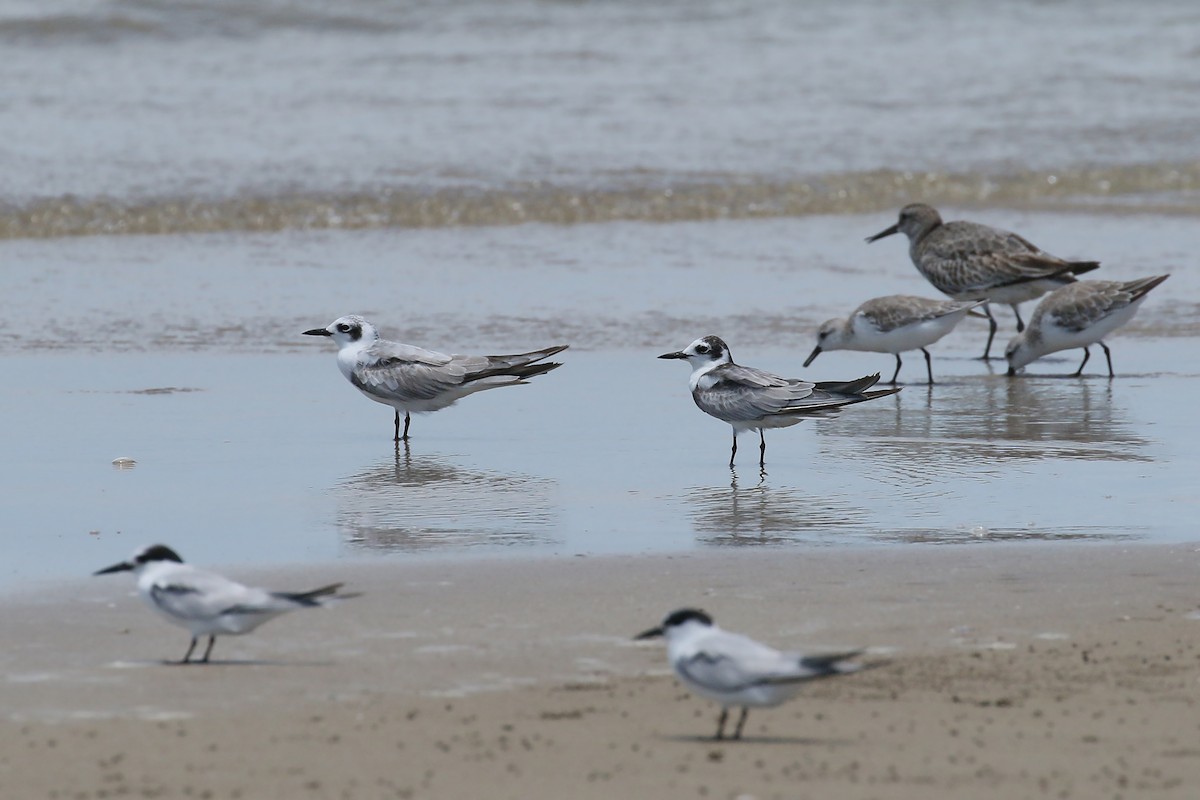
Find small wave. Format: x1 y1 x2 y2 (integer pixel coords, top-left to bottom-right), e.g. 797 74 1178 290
0 13 160 44
3 163 1200 240
0 3 403 44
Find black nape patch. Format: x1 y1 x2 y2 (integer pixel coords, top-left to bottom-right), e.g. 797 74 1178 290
137 544 184 564
663 608 714 628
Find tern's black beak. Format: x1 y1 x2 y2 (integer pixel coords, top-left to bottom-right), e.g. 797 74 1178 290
302 328 332 337
865 223 899 243
94 561 134 576
803 346 822 368
634 626 664 640
657 351 687 360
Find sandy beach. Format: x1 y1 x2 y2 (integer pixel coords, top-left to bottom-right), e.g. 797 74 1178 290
4 543 1199 799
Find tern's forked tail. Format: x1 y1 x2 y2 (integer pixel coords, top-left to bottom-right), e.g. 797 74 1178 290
273 582 361 606
467 344 569 382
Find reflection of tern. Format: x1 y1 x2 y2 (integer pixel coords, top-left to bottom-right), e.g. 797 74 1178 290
866 204 1100 359
1005 275 1169 377
337 451 556 552
635 609 864 740
805 295 984 384
304 315 567 441
659 335 898 467
95 544 356 664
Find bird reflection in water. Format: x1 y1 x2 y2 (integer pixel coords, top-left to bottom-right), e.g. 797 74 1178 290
686 466 869 547
335 443 558 553
818 374 1148 487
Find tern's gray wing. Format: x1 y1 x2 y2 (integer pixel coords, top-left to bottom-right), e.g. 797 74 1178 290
856 296 978 332
677 632 837 692
695 364 817 422
353 342 566 402
352 341 474 402
147 568 281 623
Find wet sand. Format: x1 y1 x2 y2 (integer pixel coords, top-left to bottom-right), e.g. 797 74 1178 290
4 543 1200 799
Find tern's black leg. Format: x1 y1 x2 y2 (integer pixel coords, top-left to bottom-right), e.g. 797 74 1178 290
729 431 737 468
1011 303 1026 333
200 636 216 663
714 708 728 740
979 304 998 360
921 347 934 384
889 354 902 385
394 411 412 442
180 636 198 664
1072 347 1091 377
732 707 749 740
1100 342 1114 378
758 430 766 468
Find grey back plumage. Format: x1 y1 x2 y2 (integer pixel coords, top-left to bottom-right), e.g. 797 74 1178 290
695 366 889 424
351 341 567 403
881 203 1100 296
1033 275 1170 335
856 295 981 333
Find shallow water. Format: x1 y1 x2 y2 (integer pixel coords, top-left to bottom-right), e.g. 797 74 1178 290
1 212 1195 587
2 340 1194 587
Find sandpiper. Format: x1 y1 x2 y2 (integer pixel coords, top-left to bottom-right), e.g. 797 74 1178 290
1005 275 1169 377
804 295 984 384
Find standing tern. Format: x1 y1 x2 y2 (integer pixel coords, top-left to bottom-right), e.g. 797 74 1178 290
659 335 899 467
635 608 864 740
95 544 357 664
304 315 567 441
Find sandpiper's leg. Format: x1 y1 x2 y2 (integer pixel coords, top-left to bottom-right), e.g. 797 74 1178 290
758 431 766 468
980 304 999 360
729 431 737 468
393 411 400 442
715 708 728 740
889 354 902 385
200 635 216 663
1072 347 1091 377
1011 303 1026 333
180 637 198 664
402 411 411 440
1100 341 1114 378
922 348 934 384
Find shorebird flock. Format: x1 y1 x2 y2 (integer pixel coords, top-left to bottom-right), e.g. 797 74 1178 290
859 203 1168 374
298 203 1168 468
91 202 1173 740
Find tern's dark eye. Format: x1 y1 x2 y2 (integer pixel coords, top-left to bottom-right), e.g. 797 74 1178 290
337 323 352 333
695 344 709 354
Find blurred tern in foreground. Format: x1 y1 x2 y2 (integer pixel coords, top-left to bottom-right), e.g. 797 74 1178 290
1005 275 1169 377
866 203 1100 359
804 295 985 384
659 335 899 467
304 315 567 441
635 609 864 740
95 544 357 664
